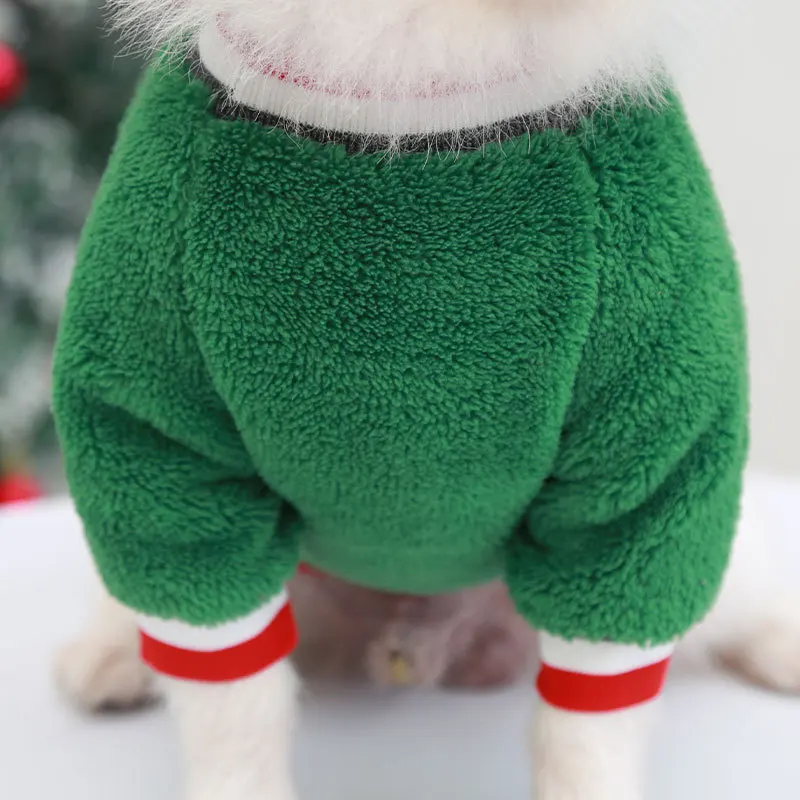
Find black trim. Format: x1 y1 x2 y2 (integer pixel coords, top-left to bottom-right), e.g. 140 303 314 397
192 62 595 155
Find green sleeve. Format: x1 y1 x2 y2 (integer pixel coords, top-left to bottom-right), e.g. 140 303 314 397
505 98 748 646
52 67 297 626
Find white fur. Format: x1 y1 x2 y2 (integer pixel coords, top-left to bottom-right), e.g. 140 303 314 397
54 590 154 711
677 483 800 692
166 662 299 800
111 0 733 136
533 701 655 800
196 19 609 138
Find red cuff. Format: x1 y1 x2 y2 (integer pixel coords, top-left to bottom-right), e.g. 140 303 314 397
536 634 673 712
138 597 297 682
537 657 671 712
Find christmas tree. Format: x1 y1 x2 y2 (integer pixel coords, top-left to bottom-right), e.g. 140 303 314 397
0 0 142 502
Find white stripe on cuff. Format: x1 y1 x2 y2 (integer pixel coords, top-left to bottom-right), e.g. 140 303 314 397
136 590 288 652
539 632 675 676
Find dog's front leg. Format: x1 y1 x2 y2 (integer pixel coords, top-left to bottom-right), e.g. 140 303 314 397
165 661 299 800
530 633 670 800
532 700 655 800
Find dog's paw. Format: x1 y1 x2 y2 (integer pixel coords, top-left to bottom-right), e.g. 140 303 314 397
718 615 800 694
54 636 156 711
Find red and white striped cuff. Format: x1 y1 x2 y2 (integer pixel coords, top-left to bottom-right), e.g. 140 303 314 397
137 591 297 682
536 633 674 713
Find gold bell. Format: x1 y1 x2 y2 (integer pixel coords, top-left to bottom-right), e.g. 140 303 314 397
389 652 413 685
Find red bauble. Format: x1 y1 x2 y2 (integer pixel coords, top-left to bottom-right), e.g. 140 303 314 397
0 472 41 504
0 43 25 106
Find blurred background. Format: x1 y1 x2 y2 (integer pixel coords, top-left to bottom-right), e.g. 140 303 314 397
0 0 797 505
0 0 142 501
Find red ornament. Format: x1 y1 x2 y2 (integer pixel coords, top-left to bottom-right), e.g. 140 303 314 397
0 472 41 505
0 42 25 106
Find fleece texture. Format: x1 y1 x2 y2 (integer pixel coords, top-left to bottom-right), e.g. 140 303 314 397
52 63 747 646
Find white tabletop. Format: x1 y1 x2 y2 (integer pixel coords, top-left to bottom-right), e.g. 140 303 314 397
2 473 800 800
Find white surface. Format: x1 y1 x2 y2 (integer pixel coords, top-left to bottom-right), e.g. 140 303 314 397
674 0 800 475
2 474 800 800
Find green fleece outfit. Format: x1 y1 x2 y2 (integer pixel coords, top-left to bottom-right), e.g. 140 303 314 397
53 63 747 648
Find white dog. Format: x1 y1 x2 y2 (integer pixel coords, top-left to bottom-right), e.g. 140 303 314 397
55 1 800 798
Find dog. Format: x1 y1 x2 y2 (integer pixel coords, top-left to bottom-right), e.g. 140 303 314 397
52 0 799 798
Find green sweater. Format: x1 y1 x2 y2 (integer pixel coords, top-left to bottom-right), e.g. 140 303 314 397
53 63 747 647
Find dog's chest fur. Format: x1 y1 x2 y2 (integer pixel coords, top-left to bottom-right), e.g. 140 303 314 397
114 0 722 143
